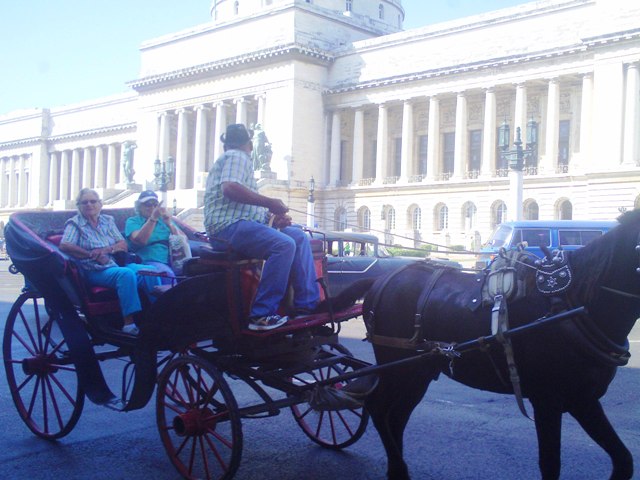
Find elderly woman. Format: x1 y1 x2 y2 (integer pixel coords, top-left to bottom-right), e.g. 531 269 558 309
125 190 179 282
59 188 161 335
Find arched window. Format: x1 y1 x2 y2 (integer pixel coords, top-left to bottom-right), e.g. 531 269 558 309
462 202 477 230
492 202 507 229
558 200 573 220
358 206 371 232
412 206 422 231
334 207 347 231
386 207 396 231
346 0 352 12
524 200 539 220
436 205 449 231
379 3 384 20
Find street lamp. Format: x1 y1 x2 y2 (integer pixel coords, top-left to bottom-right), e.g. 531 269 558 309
306 176 315 228
154 156 175 192
498 119 538 221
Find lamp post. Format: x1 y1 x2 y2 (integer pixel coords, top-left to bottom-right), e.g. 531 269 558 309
154 156 175 206
498 119 538 221
306 176 315 228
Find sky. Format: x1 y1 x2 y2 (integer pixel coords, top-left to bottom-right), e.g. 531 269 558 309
0 0 531 116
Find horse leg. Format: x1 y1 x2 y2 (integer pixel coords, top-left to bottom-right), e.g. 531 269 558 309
531 400 563 480
366 363 435 480
568 400 633 480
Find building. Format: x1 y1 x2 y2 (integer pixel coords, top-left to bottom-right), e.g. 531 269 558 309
1 0 639 251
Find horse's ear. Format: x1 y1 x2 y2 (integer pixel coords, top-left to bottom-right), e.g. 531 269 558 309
540 244 553 260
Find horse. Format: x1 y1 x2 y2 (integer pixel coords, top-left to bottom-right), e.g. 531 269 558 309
362 209 640 480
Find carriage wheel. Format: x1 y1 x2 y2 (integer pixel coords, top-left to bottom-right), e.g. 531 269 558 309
157 355 242 480
290 344 369 450
2 292 85 439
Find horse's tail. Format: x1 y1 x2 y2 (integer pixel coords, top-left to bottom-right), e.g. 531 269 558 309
315 278 376 313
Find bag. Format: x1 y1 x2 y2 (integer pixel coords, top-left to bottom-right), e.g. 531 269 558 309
168 234 192 275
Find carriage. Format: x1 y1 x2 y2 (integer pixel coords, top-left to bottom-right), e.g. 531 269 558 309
2 208 373 480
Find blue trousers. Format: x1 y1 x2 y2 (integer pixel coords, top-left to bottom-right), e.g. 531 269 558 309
145 261 176 285
211 221 320 317
85 263 161 317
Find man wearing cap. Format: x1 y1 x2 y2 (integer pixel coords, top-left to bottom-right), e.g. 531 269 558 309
125 190 179 282
204 123 320 331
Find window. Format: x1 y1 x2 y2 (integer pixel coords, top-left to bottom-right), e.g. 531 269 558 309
379 3 384 19
524 201 539 220
495 126 508 173
365 140 377 179
393 137 402 177
358 207 371 232
346 0 352 12
386 207 396 231
234 1 239 15
558 200 573 220
558 120 570 168
493 202 507 228
334 207 347 231
518 229 551 248
468 130 482 175
418 135 428 176
442 132 455 178
437 205 449 231
412 206 422 231
463 202 477 230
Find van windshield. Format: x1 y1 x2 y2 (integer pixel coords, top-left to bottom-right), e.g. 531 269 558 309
486 225 513 248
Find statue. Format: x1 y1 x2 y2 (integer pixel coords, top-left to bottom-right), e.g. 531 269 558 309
251 124 272 172
122 142 137 184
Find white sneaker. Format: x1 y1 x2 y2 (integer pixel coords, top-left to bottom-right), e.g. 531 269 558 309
247 315 288 331
122 323 139 335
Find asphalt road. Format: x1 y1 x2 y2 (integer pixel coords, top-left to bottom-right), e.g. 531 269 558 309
0 260 638 480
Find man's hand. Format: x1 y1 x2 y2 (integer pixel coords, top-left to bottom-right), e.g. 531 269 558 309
271 214 292 229
267 198 289 215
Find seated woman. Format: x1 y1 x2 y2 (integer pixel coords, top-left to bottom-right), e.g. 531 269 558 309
59 188 161 336
125 190 180 283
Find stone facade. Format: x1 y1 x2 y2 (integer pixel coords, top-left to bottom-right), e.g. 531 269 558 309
1 0 639 250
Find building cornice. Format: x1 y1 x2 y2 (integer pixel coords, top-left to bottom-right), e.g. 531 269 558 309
128 44 334 91
0 123 136 150
325 28 640 95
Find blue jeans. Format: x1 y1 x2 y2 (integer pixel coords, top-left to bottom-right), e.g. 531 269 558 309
145 261 176 285
85 263 161 317
211 220 320 317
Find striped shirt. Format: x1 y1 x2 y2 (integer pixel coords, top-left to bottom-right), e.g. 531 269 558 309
61 213 124 270
203 148 268 235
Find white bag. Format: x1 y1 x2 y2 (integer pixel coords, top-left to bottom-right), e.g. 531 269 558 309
168 234 192 275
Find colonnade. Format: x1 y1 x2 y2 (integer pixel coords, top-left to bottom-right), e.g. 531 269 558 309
0 154 29 208
155 94 267 190
327 63 640 187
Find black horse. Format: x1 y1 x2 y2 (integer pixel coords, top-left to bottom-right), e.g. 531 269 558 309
363 210 640 480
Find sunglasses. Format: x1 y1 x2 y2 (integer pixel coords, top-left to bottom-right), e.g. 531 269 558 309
143 201 159 207
79 199 100 205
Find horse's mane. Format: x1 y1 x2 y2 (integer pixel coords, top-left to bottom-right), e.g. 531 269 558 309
567 210 640 302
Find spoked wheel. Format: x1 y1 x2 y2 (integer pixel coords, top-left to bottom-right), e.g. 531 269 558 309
2 292 85 439
290 343 369 449
157 355 242 480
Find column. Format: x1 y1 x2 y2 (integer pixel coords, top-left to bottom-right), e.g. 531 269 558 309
542 78 560 174
158 111 172 164
400 100 414 182
7 157 16 207
214 102 227 160
329 110 341 186
0 158 8 207
175 108 191 190
453 92 467 179
426 96 439 181
235 98 247 125
106 144 117 188
256 94 267 127
374 103 388 184
623 63 640 166
18 155 27 206
82 147 93 188
94 146 106 188
514 83 528 144
482 88 497 177
49 152 59 204
70 149 82 199
60 150 70 200
194 105 210 187
351 108 364 184
579 73 594 170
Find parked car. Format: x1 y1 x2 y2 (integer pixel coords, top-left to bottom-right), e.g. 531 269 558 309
311 230 460 296
475 220 617 268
